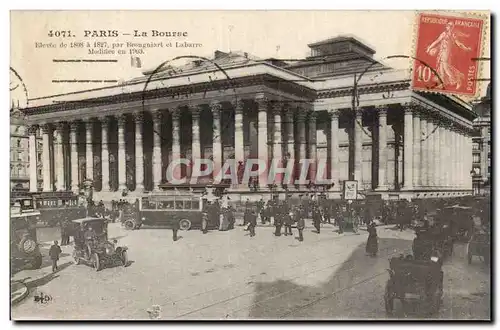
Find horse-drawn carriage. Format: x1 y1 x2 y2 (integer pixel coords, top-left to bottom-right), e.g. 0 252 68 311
385 255 444 316
438 205 474 242
413 224 453 261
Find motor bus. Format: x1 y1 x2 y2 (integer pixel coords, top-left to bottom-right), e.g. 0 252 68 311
123 193 212 231
32 191 86 227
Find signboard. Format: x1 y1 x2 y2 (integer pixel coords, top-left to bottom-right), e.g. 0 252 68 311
343 180 358 200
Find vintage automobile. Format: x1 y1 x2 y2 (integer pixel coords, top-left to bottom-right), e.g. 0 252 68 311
72 217 128 271
33 191 87 227
123 193 211 231
467 231 490 264
384 255 444 316
11 198 43 270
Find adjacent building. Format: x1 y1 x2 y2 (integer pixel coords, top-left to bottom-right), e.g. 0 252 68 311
10 111 43 192
20 35 476 201
471 83 491 195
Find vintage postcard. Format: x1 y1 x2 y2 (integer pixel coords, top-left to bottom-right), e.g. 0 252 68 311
10 10 491 320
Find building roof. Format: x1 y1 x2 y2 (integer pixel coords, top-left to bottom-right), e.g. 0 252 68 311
307 35 376 55
135 50 264 83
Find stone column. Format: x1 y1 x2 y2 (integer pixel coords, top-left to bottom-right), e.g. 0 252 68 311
28 125 38 192
54 122 65 191
272 102 283 186
233 100 245 166
452 128 458 188
285 107 295 185
420 116 428 188
329 110 340 190
151 110 163 189
376 107 388 190
255 95 269 188
433 119 440 190
134 113 144 191
308 111 317 184
41 124 52 192
85 120 94 182
210 101 222 180
117 115 127 191
438 126 447 189
191 106 201 181
353 111 363 183
465 131 470 189
69 122 79 193
442 126 450 188
100 117 110 192
412 112 421 188
402 107 414 190
296 110 307 187
458 130 464 188
426 118 435 188
171 108 182 181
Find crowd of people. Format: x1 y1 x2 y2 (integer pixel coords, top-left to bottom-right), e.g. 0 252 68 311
56 191 490 261
199 194 490 258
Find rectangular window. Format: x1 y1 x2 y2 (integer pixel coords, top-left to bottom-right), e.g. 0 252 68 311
473 154 480 163
472 142 480 150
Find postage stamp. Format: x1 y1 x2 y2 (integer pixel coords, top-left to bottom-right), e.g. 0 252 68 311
411 12 486 97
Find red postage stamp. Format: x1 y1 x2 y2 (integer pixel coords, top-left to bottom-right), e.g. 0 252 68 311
412 12 485 97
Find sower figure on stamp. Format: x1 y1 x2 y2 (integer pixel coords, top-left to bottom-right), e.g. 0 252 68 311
49 240 62 272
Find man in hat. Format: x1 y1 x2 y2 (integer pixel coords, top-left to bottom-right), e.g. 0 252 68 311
312 204 321 234
201 211 209 234
172 218 180 241
274 202 283 236
49 240 62 272
295 207 305 242
248 209 257 237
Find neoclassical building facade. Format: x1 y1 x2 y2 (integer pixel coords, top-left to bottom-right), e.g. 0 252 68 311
21 36 476 201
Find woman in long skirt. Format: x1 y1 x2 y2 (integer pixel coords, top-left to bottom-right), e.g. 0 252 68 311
366 221 378 257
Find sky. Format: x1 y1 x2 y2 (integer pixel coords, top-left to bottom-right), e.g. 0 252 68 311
10 10 490 102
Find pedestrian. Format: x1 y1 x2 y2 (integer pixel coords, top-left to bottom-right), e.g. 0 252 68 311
312 205 321 234
296 209 305 242
366 221 378 257
201 211 208 234
49 240 62 272
172 219 179 242
274 205 283 237
248 210 257 237
284 209 293 236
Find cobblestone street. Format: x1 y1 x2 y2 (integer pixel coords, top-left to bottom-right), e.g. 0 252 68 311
11 221 490 320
